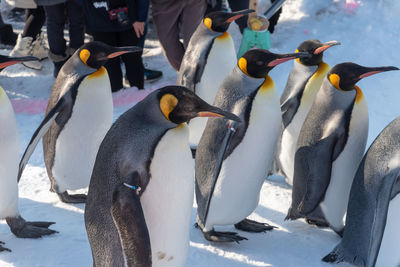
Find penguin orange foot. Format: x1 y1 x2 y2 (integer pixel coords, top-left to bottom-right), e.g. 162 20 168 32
234 218 276 233
6 216 57 238
57 192 87 203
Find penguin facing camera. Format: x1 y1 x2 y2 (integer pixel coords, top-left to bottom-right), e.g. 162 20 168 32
177 9 253 150
323 115 400 267
0 55 57 252
195 49 310 242
274 39 340 185
286 62 398 235
85 85 240 267
18 41 141 203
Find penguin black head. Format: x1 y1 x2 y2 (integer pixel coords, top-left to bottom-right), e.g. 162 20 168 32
296 39 340 66
204 9 254 33
157 86 241 125
328 62 399 91
238 49 311 78
78 41 141 69
0 54 38 72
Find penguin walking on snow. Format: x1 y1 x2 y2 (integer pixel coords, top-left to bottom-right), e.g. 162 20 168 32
0 55 56 252
274 39 340 184
195 49 310 242
286 62 398 235
85 86 240 267
323 115 400 267
177 9 253 150
18 42 141 203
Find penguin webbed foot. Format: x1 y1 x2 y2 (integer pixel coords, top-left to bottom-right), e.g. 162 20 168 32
58 191 87 203
234 218 277 233
203 229 248 243
0 241 11 252
6 216 57 238
305 218 329 228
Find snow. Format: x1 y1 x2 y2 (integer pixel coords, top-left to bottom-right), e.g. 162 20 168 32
1 0 400 266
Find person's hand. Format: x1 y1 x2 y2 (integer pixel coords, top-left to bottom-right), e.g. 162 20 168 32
133 22 145 38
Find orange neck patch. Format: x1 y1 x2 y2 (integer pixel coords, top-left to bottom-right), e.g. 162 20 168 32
88 66 106 78
354 85 364 103
259 76 274 92
216 31 230 40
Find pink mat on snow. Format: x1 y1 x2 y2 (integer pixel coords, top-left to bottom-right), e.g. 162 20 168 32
10 85 167 115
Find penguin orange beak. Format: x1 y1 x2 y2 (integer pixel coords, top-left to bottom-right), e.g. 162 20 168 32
226 9 254 23
0 56 38 69
314 41 341 55
268 52 311 67
358 66 399 79
107 46 142 59
196 106 241 122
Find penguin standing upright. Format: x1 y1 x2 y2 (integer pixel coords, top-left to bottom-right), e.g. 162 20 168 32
0 55 56 252
18 41 141 203
177 9 252 149
274 39 340 184
195 49 310 242
85 86 240 267
323 115 400 267
286 62 398 234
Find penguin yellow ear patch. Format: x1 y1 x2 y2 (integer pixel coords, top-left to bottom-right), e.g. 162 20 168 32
238 57 249 76
204 18 212 30
329 73 341 90
80 49 91 65
160 94 178 121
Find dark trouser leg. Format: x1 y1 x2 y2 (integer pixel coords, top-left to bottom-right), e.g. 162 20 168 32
44 4 67 55
181 0 207 49
66 0 84 51
227 0 249 33
118 29 144 89
92 31 123 92
151 0 185 71
22 6 46 40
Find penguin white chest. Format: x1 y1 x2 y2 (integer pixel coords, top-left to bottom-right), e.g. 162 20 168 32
189 33 236 148
376 192 400 267
52 70 113 192
0 87 19 218
320 96 368 232
141 124 194 267
279 63 329 184
205 85 281 229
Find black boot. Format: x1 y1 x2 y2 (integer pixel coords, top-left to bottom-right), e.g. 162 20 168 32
0 24 18 46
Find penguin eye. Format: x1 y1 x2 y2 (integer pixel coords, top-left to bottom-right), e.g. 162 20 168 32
256 60 264 66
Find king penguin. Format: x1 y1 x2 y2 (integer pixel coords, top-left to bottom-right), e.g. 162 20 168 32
18 41 141 203
177 9 253 150
84 86 240 267
195 49 310 242
274 39 340 185
286 62 398 235
323 114 400 267
0 55 57 252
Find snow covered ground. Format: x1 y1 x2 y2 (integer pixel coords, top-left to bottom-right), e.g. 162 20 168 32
1 0 400 266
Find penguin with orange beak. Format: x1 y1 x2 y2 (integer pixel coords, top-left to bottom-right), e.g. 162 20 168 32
18 41 141 203
286 62 399 235
274 39 340 185
177 9 253 150
85 85 240 267
195 49 310 242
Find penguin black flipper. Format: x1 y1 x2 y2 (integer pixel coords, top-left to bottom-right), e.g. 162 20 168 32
111 176 151 267
177 27 216 91
18 96 67 182
280 78 309 128
288 129 348 219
